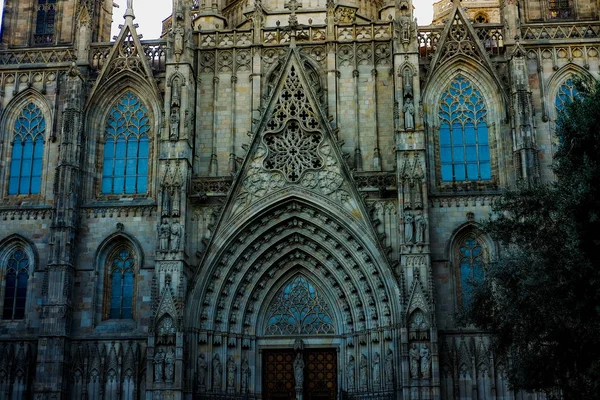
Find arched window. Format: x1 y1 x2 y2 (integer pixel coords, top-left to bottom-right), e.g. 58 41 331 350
9 103 46 195
548 0 572 19
439 76 491 182
102 92 150 195
2 249 30 320
107 247 135 319
265 275 334 335
35 0 57 44
555 78 582 113
456 236 486 308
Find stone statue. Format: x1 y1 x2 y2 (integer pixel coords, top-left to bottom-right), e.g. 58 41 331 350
347 355 355 390
154 349 165 383
159 220 170 252
170 109 180 140
372 352 381 387
227 355 236 391
359 353 368 389
174 21 185 59
213 354 222 390
404 214 414 244
409 343 420 378
198 353 208 387
293 353 304 389
384 348 394 387
165 349 175 382
241 357 250 391
170 221 181 252
415 213 427 243
420 344 431 378
404 101 415 130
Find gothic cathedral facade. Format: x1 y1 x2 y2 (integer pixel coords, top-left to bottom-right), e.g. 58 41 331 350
0 0 594 398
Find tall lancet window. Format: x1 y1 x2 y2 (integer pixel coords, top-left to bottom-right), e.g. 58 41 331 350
9 103 46 195
439 75 491 182
555 78 581 113
35 0 57 44
265 276 335 335
457 236 486 308
107 247 135 320
2 249 30 320
102 92 150 195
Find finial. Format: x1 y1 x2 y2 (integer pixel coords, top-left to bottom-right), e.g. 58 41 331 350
124 0 135 20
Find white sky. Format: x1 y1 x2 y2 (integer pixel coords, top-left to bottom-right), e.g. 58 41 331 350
0 0 436 41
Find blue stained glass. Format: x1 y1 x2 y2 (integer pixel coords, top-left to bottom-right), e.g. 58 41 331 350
556 78 582 113
108 248 135 319
102 92 150 195
438 76 492 182
459 237 485 308
9 103 46 195
3 249 30 320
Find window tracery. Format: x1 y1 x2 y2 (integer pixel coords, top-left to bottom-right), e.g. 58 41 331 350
2 249 30 320
548 0 572 19
456 236 486 308
102 92 150 195
9 102 46 196
438 75 491 182
35 0 57 45
265 275 334 335
107 247 135 319
555 78 581 113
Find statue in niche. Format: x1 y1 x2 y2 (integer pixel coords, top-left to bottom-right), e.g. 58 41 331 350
384 348 394 387
404 101 415 130
165 348 175 382
170 108 180 141
359 353 368 389
173 21 185 60
159 220 170 252
213 354 222 390
241 357 250 392
293 353 304 389
161 187 171 217
198 353 208 387
415 213 427 244
227 355 236 391
171 186 181 217
409 343 420 378
154 349 165 383
420 344 431 378
347 355 355 390
404 214 414 244
372 352 381 387
170 221 181 252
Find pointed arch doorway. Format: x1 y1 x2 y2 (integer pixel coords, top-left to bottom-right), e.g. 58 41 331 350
261 275 338 400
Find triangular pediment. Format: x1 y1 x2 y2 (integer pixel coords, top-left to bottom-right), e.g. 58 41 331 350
427 3 498 81
202 45 386 260
86 15 161 106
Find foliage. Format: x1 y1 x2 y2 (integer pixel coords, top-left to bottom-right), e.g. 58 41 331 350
463 81 600 399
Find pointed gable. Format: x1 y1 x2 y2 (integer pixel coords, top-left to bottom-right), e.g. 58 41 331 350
86 11 161 106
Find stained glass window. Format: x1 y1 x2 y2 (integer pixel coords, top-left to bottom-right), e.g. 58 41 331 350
555 78 581 113
102 92 150 195
265 276 335 335
458 237 485 307
108 248 135 319
9 103 45 195
439 76 491 182
2 249 30 320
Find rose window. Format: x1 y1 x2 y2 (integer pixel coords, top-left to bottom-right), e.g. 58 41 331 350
263 120 323 182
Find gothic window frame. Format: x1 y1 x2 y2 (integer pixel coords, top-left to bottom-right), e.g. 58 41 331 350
1 93 51 202
95 232 144 325
431 73 499 191
33 0 58 45
103 245 136 320
547 0 573 20
261 274 336 337
99 90 152 198
449 225 493 312
0 236 37 323
548 67 595 123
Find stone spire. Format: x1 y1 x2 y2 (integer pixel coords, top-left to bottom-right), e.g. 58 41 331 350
124 0 135 19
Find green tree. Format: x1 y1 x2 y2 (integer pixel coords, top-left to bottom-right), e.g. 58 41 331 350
464 81 600 400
